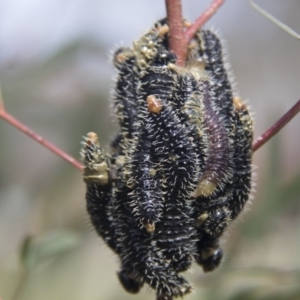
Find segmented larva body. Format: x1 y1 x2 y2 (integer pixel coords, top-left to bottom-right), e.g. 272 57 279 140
81 18 253 300
230 96 253 218
81 133 117 251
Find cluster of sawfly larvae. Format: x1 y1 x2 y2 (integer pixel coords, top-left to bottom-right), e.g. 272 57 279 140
81 18 253 299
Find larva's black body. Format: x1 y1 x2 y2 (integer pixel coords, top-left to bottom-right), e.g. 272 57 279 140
81 19 253 299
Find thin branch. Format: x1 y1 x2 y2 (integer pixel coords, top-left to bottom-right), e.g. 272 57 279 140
0 83 82 170
165 0 186 66
185 0 225 42
165 0 225 66
249 0 300 40
253 99 300 152
0 107 83 171
0 109 84 171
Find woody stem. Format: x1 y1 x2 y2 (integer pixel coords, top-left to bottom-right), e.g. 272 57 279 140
253 99 300 152
0 107 83 171
165 0 186 66
165 0 225 66
185 0 225 41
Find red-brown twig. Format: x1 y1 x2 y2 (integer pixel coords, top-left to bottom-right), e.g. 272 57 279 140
0 103 83 171
253 99 300 152
185 0 224 41
165 0 225 66
165 0 186 66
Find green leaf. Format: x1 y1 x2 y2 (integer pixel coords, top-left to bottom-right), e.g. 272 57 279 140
19 231 80 269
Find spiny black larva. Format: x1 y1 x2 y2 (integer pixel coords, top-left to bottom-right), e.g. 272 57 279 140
81 18 253 300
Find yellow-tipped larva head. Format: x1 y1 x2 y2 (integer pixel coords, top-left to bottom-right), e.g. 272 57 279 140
196 212 209 227
144 222 155 234
193 179 217 197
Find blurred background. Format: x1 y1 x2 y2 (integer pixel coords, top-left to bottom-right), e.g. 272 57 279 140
0 0 300 299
